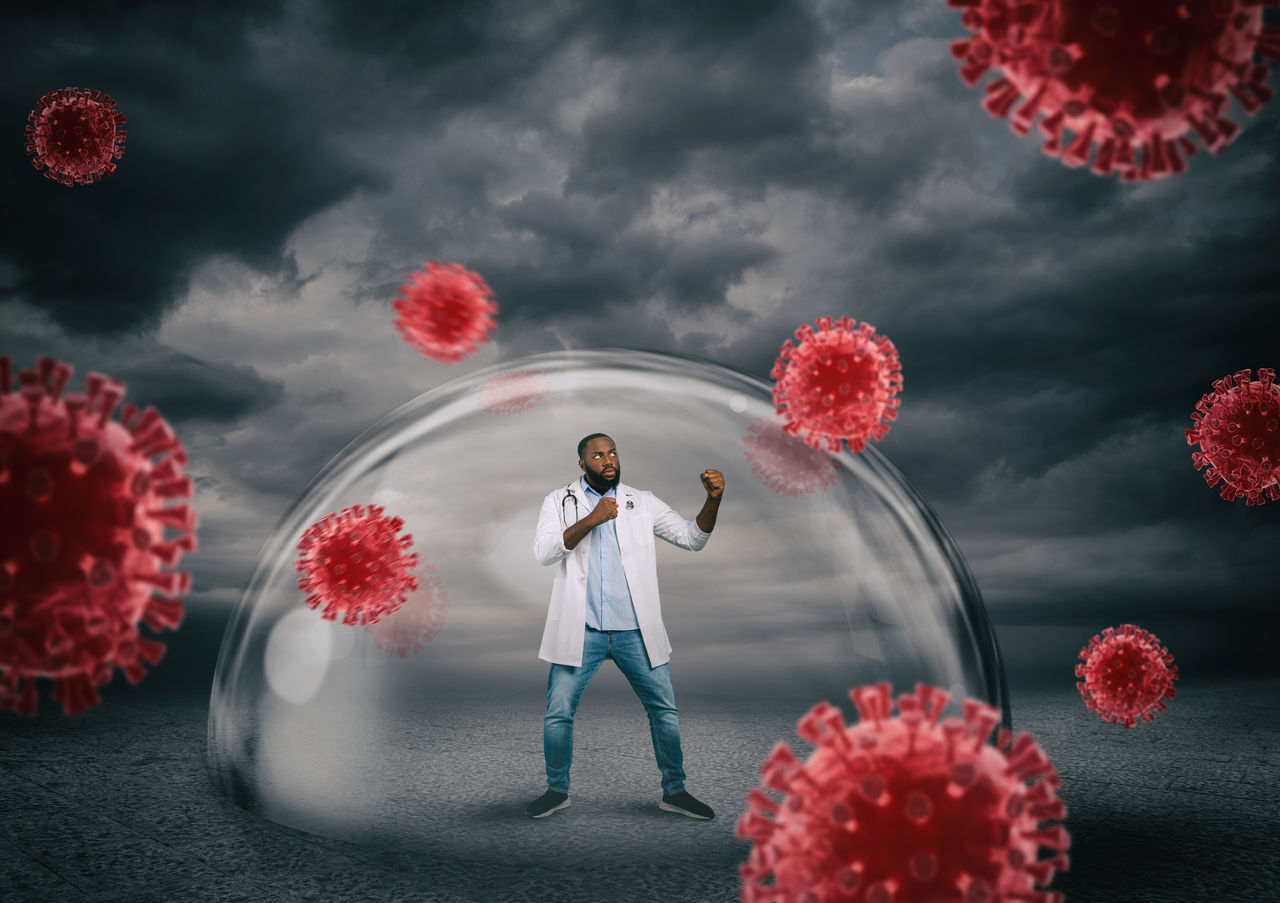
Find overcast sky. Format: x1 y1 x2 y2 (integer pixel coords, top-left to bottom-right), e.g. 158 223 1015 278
3 0 1278 689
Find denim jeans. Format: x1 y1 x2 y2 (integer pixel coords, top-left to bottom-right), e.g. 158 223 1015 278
543 626 686 796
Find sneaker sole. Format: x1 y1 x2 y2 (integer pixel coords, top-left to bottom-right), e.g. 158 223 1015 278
527 798 571 819
658 800 713 820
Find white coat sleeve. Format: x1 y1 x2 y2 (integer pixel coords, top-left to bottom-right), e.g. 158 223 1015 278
533 491 571 565
649 492 710 551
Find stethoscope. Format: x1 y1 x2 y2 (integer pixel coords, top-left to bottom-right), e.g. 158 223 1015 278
561 486 581 527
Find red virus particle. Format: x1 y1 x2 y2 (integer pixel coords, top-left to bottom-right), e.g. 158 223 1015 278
294 504 419 627
25 87 128 187
0 357 196 715
392 261 498 363
365 564 449 658
737 683 1070 903
742 417 843 497
771 316 902 454
477 368 550 415
949 0 1280 180
1076 623 1178 728
1186 367 1280 505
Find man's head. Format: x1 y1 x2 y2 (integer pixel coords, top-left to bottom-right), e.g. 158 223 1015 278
577 433 620 491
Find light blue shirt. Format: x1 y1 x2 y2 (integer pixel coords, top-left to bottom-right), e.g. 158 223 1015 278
580 476 639 631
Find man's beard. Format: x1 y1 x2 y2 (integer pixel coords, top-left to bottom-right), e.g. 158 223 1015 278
596 467 620 489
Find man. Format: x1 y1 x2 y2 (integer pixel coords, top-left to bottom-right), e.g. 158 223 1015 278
526 433 723 820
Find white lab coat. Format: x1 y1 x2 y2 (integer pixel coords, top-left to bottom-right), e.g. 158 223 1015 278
533 479 710 668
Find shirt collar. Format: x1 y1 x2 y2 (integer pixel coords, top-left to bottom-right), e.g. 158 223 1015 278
580 475 615 498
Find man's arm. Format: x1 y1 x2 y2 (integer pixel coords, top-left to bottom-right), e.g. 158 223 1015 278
696 468 724 533
651 469 724 549
563 498 613 550
696 495 720 534
533 493 572 566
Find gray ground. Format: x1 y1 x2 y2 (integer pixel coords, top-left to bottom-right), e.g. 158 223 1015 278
1 677 1277 903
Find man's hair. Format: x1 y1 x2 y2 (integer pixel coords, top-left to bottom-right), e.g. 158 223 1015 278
577 433 613 462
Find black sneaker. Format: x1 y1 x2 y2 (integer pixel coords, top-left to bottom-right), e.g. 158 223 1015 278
525 789 570 818
659 790 714 820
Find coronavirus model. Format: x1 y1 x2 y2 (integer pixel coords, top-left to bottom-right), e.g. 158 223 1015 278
25 87 127 187
392 261 498 363
949 0 1280 180
294 505 419 626
0 357 196 715
365 563 449 658
1076 624 1178 728
1186 367 1280 506
742 417 842 497
737 683 1069 903
772 316 902 454
477 368 549 415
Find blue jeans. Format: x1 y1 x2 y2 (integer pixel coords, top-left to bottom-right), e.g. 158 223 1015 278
543 627 686 796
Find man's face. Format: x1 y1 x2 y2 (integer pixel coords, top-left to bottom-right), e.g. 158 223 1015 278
580 437 620 489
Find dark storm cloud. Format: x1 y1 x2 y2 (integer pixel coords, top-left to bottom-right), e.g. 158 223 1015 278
113 349 286 424
564 2 830 196
488 190 778 321
0 0 379 335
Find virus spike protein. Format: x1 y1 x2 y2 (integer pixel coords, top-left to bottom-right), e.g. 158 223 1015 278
949 0 1280 180
0 356 196 715
294 505 419 627
393 261 498 363
771 316 902 454
25 87 127 187
1076 624 1178 728
737 682 1070 903
1186 367 1280 506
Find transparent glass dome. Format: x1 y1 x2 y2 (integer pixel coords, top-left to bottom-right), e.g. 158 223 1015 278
207 349 1008 869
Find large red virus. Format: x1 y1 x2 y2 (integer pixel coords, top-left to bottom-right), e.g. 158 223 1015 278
392 261 498 363
949 0 1280 180
1076 624 1178 728
772 316 902 454
737 683 1069 903
294 504 419 627
1186 367 1280 506
25 87 128 187
742 417 843 497
0 357 196 715
365 563 449 658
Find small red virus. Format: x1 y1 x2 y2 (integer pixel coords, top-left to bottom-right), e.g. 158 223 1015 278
1186 367 1280 505
742 417 843 497
949 0 1280 180
737 683 1070 903
365 564 449 658
392 261 498 363
1076 624 1178 728
294 504 418 627
771 316 902 454
477 368 550 415
25 87 128 187
0 357 196 715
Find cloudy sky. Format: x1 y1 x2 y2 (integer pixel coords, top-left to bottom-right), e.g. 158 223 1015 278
3 0 1278 694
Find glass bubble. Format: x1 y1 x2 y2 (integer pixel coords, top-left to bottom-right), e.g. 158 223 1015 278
208 349 1009 868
